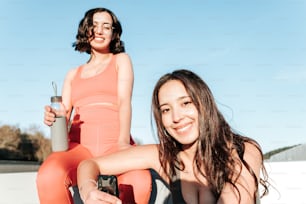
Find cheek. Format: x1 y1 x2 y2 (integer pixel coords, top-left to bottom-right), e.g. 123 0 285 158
185 107 197 118
185 109 194 115
161 114 171 128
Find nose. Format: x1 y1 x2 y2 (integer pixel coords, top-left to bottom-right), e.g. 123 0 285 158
172 107 183 123
95 25 103 34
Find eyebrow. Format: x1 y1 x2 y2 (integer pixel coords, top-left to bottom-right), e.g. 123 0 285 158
158 95 191 108
93 21 112 25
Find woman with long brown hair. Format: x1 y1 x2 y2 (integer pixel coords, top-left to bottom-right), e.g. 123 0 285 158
78 69 269 204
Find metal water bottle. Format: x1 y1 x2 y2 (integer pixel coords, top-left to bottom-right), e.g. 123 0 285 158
50 82 68 152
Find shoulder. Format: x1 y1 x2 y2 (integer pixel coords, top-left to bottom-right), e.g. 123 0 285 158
114 53 133 76
115 53 132 66
64 66 81 82
243 141 262 161
243 141 263 177
115 52 131 60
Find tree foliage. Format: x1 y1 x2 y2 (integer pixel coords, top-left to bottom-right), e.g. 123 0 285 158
0 124 51 162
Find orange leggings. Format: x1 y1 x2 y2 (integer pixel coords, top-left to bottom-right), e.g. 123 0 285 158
36 142 151 204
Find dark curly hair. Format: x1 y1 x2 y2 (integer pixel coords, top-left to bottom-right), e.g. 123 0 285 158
72 8 125 54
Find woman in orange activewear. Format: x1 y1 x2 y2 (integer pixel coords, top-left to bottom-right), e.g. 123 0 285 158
36 8 151 204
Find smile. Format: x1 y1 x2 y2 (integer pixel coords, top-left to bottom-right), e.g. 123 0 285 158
174 123 192 133
94 37 105 41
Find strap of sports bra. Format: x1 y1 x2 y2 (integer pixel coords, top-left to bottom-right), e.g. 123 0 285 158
169 168 186 204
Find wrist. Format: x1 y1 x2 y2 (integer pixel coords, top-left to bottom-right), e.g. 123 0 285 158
79 179 98 201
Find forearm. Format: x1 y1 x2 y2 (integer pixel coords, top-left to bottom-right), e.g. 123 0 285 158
77 159 100 201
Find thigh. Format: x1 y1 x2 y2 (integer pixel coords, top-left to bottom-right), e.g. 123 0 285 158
38 143 93 185
117 169 152 204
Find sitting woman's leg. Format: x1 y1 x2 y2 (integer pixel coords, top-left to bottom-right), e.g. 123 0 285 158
117 169 152 204
90 139 152 204
36 143 92 204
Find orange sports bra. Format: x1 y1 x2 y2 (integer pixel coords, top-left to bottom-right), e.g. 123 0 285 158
71 54 118 108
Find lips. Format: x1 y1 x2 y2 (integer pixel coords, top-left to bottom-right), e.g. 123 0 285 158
94 36 105 42
174 123 192 133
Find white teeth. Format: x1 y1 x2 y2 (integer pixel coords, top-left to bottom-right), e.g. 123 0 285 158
95 37 104 41
176 124 190 133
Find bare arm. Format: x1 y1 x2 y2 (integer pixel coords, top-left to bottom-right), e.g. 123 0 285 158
61 68 78 121
116 53 134 145
77 144 160 203
217 142 262 204
44 68 77 126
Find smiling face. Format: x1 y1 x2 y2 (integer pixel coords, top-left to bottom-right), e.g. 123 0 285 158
89 11 114 52
158 80 199 148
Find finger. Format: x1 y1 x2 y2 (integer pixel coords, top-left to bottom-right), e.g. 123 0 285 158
45 111 55 119
92 190 121 204
44 105 52 112
44 106 55 126
44 119 53 126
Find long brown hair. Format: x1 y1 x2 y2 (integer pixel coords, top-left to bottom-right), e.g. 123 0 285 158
152 69 269 202
72 7 125 54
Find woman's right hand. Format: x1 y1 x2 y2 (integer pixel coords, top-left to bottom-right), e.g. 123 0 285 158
83 189 122 204
44 105 55 126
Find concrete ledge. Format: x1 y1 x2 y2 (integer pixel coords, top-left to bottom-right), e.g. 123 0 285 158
0 161 305 204
0 172 39 204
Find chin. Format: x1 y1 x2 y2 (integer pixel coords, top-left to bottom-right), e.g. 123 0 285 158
180 138 198 148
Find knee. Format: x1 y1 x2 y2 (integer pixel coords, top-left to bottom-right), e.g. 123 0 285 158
118 169 151 188
117 169 152 204
36 157 70 189
133 169 152 196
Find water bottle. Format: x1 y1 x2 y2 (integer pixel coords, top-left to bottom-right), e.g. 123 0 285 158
50 82 68 152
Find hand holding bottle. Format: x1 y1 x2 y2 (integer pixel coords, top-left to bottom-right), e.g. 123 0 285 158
49 82 69 152
44 105 56 126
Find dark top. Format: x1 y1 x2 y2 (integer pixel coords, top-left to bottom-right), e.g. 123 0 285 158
170 169 261 204
169 168 187 204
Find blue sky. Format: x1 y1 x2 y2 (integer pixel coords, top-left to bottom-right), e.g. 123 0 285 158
0 0 305 153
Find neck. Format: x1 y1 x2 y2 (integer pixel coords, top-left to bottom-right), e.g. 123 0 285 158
181 140 198 157
88 52 112 64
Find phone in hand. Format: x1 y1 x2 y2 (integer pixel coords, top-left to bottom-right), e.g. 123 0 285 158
97 175 119 197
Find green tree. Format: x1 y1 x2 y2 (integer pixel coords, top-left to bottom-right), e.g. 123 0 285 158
0 124 51 162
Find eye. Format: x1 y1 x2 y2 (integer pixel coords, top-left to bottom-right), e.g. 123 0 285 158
160 107 170 114
104 25 111 30
103 24 113 30
183 100 192 106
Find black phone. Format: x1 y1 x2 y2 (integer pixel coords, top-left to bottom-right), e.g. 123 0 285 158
97 175 119 197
